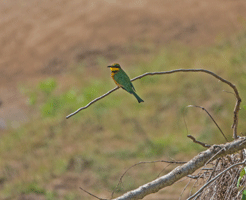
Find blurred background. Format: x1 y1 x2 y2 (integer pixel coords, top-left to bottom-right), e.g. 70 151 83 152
0 0 246 199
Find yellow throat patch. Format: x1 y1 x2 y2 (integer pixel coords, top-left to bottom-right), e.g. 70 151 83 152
110 67 120 71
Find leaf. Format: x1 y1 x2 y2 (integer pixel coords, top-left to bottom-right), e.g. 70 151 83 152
237 167 246 188
242 190 246 200
243 105 246 111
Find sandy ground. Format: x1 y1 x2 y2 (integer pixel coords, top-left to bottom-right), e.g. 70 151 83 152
0 0 246 126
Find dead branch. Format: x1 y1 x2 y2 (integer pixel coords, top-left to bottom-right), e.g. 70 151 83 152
187 105 228 142
131 69 241 139
187 135 211 148
66 69 241 139
206 158 220 182
79 187 107 200
111 160 186 199
66 87 119 119
187 175 202 179
112 137 246 200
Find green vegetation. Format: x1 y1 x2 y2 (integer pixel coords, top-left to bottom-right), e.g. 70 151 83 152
237 167 246 200
1 32 246 199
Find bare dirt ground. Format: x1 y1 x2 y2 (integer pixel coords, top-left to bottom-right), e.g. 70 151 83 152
0 0 246 126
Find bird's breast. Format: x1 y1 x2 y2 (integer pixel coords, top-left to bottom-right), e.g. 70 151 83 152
111 71 118 77
111 72 122 87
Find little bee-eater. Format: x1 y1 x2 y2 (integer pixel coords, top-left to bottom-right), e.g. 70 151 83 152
107 63 144 103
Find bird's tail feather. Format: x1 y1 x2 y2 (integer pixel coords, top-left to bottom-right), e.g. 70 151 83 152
132 92 144 103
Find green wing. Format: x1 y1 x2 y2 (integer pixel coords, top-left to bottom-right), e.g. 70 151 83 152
114 69 144 103
114 69 135 93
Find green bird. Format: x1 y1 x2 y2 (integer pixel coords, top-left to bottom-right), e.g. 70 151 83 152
107 63 144 103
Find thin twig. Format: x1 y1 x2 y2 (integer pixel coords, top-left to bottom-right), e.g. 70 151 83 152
187 175 202 179
182 106 190 136
66 87 119 119
239 138 246 146
157 163 172 178
187 159 246 200
207 159 220 182
201 168 214 170
189 172 204 198
66 69 241 138
205 146 225 166
194 193 202 200
190 159 220 198
179 177 193 200
111 160 186 199
222 90 236 97
79 187 107 200
187 105 228 142
187 135 211 148
131 69 241 139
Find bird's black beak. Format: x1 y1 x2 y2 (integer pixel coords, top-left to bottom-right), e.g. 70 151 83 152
107 66 112 68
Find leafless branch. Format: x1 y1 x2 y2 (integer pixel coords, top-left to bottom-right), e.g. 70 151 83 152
111 137 246 200
111 160 186 199
222 90 236 97
131 69 241 139
187 105 228 142
187 135 211 148
179 177 193 200
206 158 220 182
187 175 202 179
66 69 241 139
79 187 107 200
204 146 226 166
66 87 119 119
157 163 172 178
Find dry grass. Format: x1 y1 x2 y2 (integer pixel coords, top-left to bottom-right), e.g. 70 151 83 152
187 152 246 200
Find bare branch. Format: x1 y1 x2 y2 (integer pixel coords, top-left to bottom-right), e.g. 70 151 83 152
66 69 241 138
222 90 236 97
206 158 220 182
187 105 228 142
187 175 202 179
157 163 172 178
187 135 211 148
112 137 246 200
179 177 193 200
187 159 246 200
79 187 107 200
66 87 119 119
111 160 186 199
204 146 226 166
132 69 241 140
